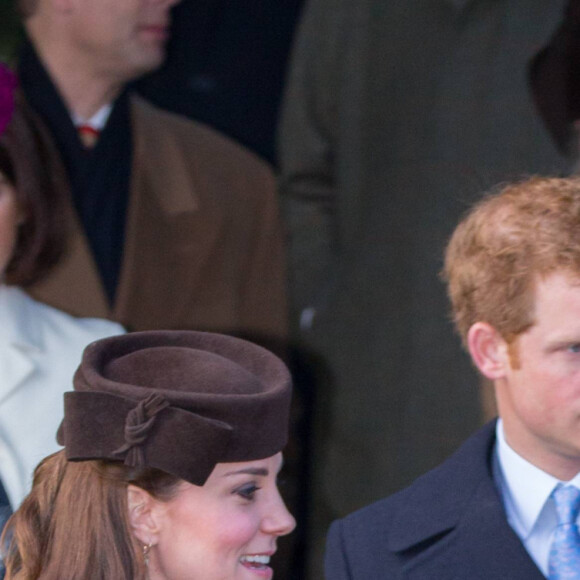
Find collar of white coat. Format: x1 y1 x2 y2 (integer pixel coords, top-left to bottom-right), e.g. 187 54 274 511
0 285 43 350
0 285 42 404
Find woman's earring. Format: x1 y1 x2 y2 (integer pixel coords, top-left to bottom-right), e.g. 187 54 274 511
143 542 152 567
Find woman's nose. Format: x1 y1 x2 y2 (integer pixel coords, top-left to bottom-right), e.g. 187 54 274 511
262 493 296 536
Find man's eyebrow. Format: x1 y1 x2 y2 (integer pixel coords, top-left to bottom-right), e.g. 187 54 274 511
223 468 269 477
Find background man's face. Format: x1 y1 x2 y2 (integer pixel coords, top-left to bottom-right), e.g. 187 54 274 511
66 0 180 82
498 271 580 479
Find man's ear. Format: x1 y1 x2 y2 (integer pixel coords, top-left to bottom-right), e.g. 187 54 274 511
127 485 163 546
467 322 510 380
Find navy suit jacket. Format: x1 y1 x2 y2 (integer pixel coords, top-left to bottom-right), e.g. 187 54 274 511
325 422 546 579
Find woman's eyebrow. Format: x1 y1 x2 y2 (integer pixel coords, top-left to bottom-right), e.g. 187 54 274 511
223 467 269 477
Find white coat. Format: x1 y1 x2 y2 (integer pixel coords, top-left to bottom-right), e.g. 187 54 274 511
0 285 124 508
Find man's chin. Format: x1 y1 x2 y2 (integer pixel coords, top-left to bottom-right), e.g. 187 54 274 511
127 51 166 81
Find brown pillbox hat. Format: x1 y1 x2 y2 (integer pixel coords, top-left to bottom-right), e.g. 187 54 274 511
57 330 292 486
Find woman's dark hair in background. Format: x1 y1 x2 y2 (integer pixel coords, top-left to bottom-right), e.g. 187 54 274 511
0 94 68 286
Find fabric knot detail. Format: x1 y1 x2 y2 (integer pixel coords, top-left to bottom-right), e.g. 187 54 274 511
113 393 169 467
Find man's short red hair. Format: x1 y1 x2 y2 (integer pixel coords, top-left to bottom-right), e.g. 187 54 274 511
444 176 580 346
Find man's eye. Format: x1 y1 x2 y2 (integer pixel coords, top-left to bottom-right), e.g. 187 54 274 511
567 344 580 353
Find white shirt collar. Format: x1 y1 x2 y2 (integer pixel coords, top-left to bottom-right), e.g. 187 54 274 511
495 419 561 539
495 419 580 575
72 103 113 131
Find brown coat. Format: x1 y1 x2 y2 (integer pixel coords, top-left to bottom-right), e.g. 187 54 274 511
29 96 287 342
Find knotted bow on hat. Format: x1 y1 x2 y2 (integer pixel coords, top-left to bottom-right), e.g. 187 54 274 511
57 331 292 486
0 64 17 137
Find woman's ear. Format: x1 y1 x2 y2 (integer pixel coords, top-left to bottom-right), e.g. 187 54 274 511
127 485 163 546
467 322 510 380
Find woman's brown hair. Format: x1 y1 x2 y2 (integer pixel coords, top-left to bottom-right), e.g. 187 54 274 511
0 93 68 287
1 451 180 580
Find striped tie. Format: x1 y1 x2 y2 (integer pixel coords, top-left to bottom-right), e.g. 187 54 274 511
549 484 580 579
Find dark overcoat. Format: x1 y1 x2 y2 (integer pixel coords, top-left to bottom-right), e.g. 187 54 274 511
325 422 545 580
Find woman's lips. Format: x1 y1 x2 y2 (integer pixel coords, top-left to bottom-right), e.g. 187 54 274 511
239 554 274 578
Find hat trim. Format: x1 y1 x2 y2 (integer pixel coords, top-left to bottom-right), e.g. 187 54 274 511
60 391 234 486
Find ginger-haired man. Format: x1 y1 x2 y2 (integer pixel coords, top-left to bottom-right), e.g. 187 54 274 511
326 176 580 579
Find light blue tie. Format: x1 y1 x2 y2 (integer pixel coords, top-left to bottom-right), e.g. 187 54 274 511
549 485 580 580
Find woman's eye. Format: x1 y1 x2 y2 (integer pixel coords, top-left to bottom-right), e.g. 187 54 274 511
567 344 580 353
234 484 260 501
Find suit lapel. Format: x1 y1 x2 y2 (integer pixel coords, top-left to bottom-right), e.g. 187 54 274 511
400 479 544 579
128 96 199 216
113 96 201 328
